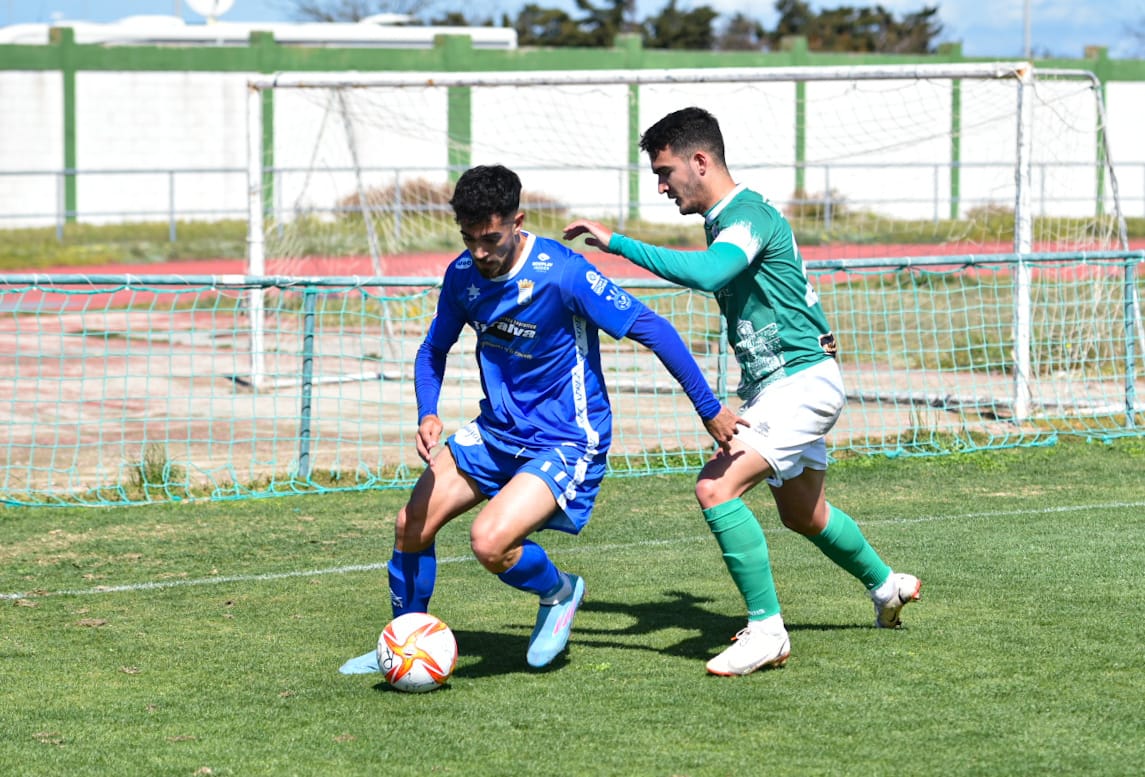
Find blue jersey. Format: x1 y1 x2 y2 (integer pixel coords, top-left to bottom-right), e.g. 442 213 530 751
423 232 642 454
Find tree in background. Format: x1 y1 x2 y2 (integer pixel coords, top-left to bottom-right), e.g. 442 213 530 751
642 0 719 50
515 0 642 47
515 4 592 46
289 0 436 21
283 0 944 53
716 12 768 51
769 0 814 44
768 0 941 53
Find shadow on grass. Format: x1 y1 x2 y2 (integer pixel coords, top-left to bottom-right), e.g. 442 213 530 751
576 590 867 659
449 628 546 679
404 590 870 681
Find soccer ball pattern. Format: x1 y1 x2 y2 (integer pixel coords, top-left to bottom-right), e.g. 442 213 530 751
377 612 458 693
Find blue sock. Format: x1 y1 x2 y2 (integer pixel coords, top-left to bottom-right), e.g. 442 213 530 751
388 545 437 617
497 540 561 598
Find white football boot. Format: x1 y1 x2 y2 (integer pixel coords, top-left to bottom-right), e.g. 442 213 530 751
705 617 791 676
871 572 922 629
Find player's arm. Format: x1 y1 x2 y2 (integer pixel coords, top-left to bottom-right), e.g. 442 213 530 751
413 340 448 462
412 282 465 462
563 218 748 293
608 234 748 292
557 251 747 451
624 307 748 452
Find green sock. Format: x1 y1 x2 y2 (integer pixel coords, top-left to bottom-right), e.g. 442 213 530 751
702 498 781 620
807 504 891 590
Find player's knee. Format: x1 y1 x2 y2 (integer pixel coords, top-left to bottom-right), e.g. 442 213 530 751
394 504 432 551
778 512 803 532
393 508 409 544
694 476 729 510
777 508 817 535
469 526 510 572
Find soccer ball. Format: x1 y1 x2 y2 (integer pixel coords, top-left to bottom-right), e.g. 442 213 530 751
377 612 458 693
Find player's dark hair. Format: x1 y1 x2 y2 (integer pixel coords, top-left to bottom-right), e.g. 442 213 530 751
639 107 727 168
449 164 522 225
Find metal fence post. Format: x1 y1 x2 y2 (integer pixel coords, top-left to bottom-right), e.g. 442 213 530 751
297 287 317 480
1125 256 1140 429
56 171 65 241
168 170 177 242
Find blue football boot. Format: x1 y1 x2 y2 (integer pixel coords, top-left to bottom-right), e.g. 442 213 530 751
338 649 381 675
526 574 585 668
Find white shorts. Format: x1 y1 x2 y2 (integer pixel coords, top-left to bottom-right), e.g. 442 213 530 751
735 358 846 487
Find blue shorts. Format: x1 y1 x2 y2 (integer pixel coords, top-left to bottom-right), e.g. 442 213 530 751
446 421 607 535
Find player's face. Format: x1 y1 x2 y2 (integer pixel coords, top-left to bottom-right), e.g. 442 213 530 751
459 212 525 278
649 147 705 216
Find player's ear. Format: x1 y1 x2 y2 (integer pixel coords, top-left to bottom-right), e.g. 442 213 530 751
512 210 525 232
693 150 710 175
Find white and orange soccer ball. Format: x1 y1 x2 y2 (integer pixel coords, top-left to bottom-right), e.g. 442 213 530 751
377 612 458 693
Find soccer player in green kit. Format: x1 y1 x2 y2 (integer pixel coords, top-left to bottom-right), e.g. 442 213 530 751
564 107 920 676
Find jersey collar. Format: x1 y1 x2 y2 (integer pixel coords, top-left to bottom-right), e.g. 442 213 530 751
705 183 748 225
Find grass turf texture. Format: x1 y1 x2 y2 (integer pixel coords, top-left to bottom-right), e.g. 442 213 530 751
2 438 1144 776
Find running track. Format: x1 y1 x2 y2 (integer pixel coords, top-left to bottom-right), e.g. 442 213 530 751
6 240 1143 311
13 239 1145 279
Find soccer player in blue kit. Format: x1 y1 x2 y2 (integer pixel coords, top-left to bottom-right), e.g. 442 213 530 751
340 164 745 673
564 107 921 676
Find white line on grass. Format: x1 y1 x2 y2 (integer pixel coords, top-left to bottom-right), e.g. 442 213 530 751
3 499 1142 601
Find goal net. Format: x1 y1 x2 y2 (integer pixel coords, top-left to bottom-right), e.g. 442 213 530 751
244 63 1140 459
248 63 1127 271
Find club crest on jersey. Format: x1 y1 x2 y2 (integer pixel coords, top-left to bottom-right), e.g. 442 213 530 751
607 285 631 310
465 283 480 301
516 278 535 305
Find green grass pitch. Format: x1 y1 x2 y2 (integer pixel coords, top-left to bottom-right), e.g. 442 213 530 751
2 439 1144 776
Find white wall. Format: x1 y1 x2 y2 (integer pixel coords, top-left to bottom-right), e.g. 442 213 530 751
74 71 251 224
1106 81 1145 220
0 68 1142 228
0 71 63 226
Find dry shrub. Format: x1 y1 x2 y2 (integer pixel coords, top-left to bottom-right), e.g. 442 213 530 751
336 178 568 216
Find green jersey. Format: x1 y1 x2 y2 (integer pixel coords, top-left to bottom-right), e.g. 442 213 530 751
610 184 835 400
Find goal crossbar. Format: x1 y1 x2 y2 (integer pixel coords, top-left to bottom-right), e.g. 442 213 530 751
248 62 1033 91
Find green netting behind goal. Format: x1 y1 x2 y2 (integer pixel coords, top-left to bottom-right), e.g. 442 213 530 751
1 252 1141 507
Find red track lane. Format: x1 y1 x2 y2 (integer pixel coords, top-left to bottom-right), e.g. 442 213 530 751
18 238 1145 279
8 240 1143 311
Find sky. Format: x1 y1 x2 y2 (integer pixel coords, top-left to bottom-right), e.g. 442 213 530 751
1 0 1142 59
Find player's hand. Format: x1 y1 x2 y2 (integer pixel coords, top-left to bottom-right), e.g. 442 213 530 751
415 414 444 463
703 406 750 455
562 219 615 252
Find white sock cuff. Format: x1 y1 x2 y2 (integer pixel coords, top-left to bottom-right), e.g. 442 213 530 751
750 613 785 634
872 571 897 600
